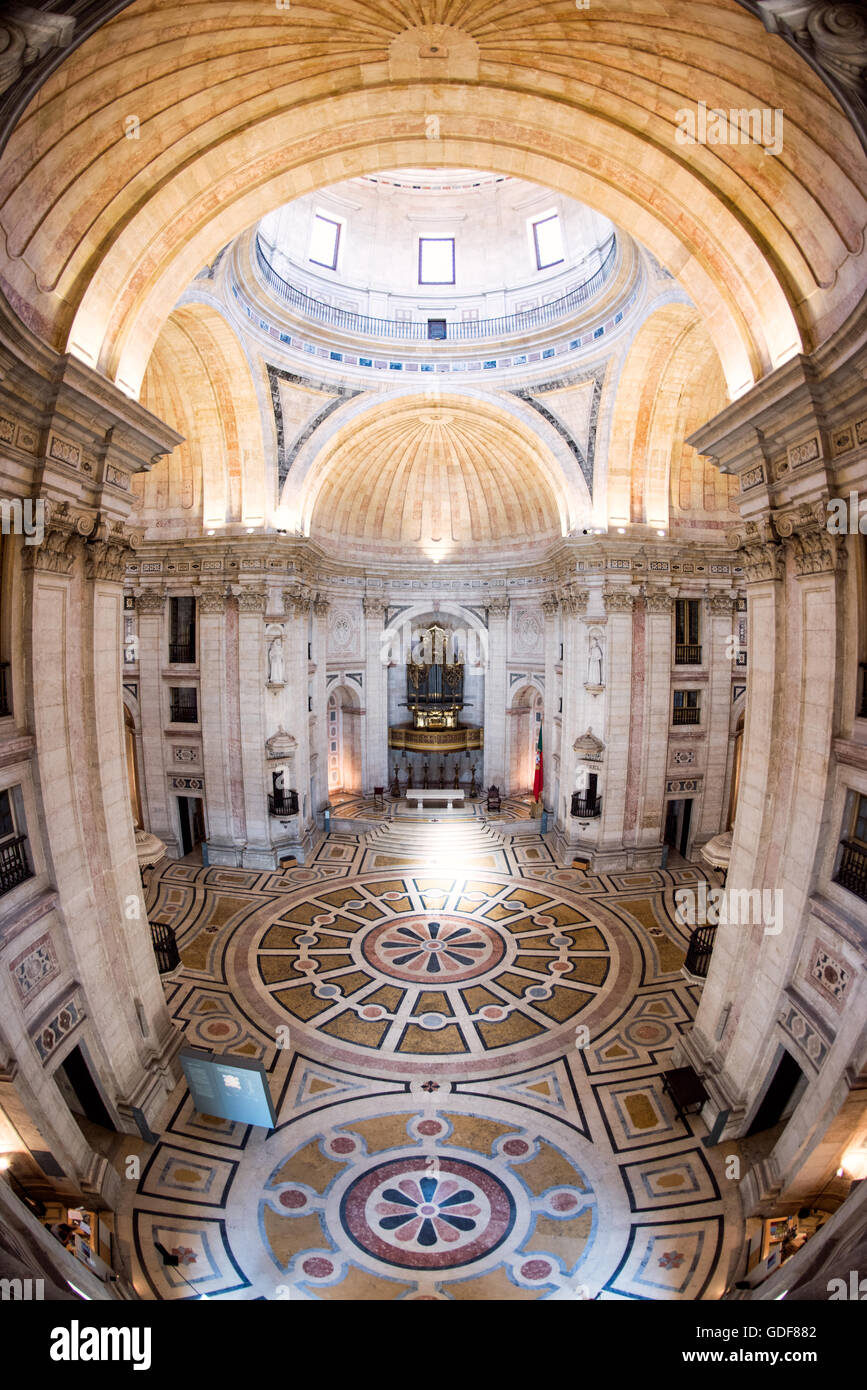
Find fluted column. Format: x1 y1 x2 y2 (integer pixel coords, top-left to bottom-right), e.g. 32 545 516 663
483 596 509 788
237 586 270 866
362 595 389 792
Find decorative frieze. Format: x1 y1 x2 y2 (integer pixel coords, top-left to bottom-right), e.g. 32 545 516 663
778 996 830 1073
33 990 85 1064
169 775 204 792
809 940 851 1009
10 934 59 1005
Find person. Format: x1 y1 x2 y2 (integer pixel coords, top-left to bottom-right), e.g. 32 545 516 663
49 1221 76 1248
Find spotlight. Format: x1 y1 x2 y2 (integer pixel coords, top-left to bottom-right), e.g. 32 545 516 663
657 529 666 537
617 527 625 534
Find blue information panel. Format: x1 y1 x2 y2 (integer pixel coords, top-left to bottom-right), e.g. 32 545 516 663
179 1046 277 1129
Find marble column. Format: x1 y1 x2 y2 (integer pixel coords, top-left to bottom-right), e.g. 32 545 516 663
699 591 738 840
312 596 330 815
557 588 589 833
197 585 239 864
632 589 674 865
237 586 270 867
542 594 559 812
283 585 313 829
483 596 509 789
362 595 389 793
596 586 635 867
133 587 177 853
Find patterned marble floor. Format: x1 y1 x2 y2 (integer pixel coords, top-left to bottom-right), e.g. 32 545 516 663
118 830 744 1300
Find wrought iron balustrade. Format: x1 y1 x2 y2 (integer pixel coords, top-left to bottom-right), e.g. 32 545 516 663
150 919 180 974
254 234 617 343
571 793 601 818
168 642 196 664
0 835 31 895
672 707 701 726
0 661 9 717
169 692 198 723
684 923 717 978
858 662 867 719
835 839 867 903
675 644 702 665
268 790 299 816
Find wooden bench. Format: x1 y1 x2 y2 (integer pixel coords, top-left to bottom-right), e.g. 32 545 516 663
406 787 465 810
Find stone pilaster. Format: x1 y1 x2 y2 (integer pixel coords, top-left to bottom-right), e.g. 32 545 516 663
197 586 239 863
132 587 176 852
483 596 510 788
362 595 389 792
557 588 589 834
541 594 559 812
632 588 674 864
237 587 270 867
596 586 635 867
699 591 737 840
312 596 330 816
283 585 313 829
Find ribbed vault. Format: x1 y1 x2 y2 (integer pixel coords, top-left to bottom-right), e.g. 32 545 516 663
304 399 564 562
0 0 864 401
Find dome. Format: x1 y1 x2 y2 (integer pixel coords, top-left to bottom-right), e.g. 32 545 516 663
304 398 564 562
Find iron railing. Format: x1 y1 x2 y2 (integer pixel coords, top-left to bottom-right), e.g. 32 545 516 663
859 662 867 719
684 923 717 977
673 707 701 726
675 644 702 665
169 690 198 723
168 641 196 664
835 839 867 903
268 790 299 817
254 234 617 343
150 920 181 974
0 834 31 895
0 661 9 717
571 793 602 818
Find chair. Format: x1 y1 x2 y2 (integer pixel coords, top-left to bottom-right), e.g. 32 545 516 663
486 785 501 812
372 786 385 809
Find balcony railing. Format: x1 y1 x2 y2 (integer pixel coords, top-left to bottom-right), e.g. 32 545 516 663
254 233 618 343
858 662 867 719
150 919 181 974
169 693 198 723
835 839 867 903
672 707 701 726
269 790 299 817
684 923 717 978
168 641 196 664
675 644 702 665
0 661 9 717
0 835 32 896
571 793 602 818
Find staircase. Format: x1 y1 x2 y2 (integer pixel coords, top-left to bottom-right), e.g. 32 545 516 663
364 819 506 866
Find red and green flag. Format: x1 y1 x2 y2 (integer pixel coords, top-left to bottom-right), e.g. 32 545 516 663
533 723 543 802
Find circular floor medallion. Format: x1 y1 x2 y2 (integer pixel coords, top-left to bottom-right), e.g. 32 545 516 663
340 1156 515 1269
361 914 506 983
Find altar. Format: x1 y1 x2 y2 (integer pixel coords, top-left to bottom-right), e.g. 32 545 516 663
405 787 465 810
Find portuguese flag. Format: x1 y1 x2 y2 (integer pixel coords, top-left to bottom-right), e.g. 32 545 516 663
533 723 543 802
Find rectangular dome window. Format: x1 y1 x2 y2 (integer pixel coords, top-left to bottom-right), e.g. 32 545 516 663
533 214 564 271
419 238 455 285
309 214 341 270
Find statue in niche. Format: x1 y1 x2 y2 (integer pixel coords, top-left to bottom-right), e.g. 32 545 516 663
453 763 460 790
439 761 446 789
267 634 285 685
587 636 603 687
422 761 429 790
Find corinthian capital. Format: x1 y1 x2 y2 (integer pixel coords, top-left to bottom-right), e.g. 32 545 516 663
236 587 267 614
133 587 165 614
197 586 227 614
644 589 673 615
487 596 510 619
283 585 310 617
22 500 95 575
362 595 388 619
85 516 140 584
603 587 634 614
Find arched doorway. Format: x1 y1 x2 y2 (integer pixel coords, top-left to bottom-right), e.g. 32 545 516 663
327 685 362 795
507 684 543 797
